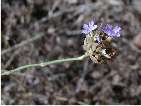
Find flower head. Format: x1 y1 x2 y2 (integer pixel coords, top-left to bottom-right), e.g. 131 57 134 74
82 19 121 63
81 20 97 34
102 24 121 38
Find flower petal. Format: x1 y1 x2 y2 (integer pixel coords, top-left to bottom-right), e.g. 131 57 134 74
83 24 89 29
81 20 97 35
102 24 121 38
113 26 121 33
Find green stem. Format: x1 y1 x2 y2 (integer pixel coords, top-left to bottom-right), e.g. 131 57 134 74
2 54 87 76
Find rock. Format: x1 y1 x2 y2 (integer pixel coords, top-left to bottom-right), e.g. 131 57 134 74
106 0 122 6
133 33 141 49
132 0 141 14
91 71 101 79
64 0 78 4
112 74 120 85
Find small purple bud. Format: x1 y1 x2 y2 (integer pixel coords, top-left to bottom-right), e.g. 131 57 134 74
102 24 121 38
81 20 97 34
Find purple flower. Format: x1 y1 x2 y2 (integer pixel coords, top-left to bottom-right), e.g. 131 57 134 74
81 20 97 34
102 24 121 38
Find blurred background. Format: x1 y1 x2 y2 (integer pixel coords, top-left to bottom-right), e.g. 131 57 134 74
1 0 141 105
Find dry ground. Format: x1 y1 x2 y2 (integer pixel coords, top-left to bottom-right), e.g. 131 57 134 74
1 0 141 105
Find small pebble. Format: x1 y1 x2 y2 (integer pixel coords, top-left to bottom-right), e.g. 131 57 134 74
133 33 141 49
